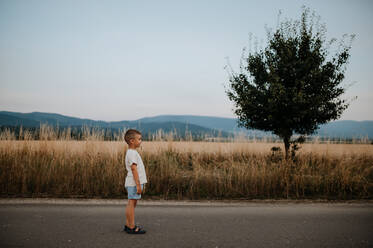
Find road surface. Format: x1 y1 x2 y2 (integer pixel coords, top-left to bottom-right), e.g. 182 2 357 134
0 199 372 248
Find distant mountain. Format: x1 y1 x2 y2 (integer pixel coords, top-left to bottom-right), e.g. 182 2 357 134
0 111 372 139
0 111 108 127
316 120 373 139
139 115 373 139
138 115 245 132
0 112 40 127
0 111 229 138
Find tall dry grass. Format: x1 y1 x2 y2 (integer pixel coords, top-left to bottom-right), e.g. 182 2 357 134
0 125 372 199
1 137 372 199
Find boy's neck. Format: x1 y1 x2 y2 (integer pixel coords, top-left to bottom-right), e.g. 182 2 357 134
128 145 137 150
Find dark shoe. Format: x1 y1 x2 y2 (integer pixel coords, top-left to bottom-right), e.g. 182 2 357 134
123 225 131 232
125 225 146 234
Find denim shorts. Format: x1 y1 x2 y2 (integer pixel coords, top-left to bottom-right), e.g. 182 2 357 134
126 184 144 200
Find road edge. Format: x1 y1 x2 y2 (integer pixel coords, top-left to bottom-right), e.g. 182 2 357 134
1 198 373 206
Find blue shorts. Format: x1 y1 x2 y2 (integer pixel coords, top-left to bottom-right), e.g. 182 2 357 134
126 184 144 200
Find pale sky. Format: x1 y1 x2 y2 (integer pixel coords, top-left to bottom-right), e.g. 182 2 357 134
0 0 372 121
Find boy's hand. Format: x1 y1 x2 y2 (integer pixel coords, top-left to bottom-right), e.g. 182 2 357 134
136 185 142 194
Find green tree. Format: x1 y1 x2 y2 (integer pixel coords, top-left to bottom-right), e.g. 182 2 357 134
226 7 355 158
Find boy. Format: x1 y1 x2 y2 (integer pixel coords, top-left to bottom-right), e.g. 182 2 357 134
123 129 147 234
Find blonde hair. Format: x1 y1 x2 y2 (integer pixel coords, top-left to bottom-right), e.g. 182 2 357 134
124 129 141 144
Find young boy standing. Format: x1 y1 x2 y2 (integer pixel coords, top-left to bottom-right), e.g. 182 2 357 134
124 129 147 234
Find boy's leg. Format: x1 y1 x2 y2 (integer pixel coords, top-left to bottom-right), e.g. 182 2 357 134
125 199 137 228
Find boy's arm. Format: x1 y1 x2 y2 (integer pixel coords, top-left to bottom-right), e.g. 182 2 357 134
130 163 142 194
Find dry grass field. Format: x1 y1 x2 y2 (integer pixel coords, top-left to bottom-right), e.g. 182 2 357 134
2 140 371 156
0 126 372 200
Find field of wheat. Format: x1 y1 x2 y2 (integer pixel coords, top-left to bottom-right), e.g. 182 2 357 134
1 136 372 200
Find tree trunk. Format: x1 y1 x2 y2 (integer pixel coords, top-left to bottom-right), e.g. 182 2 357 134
283 136 290 159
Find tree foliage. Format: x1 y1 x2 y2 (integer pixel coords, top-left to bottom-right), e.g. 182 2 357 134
226 7 355 158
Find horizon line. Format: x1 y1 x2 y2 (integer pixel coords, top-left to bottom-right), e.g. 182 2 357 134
0 110 372 123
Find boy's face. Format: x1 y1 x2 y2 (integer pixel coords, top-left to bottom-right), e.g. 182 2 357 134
130 134 142 148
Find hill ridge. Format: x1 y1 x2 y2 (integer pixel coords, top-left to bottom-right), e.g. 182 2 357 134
0 111 372 138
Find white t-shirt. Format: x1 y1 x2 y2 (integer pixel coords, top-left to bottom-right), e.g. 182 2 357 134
125 149 148 187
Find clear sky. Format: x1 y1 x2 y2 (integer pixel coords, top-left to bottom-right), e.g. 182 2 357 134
0 0 372 121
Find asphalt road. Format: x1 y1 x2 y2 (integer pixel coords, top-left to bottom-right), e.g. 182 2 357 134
0 200 372 248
